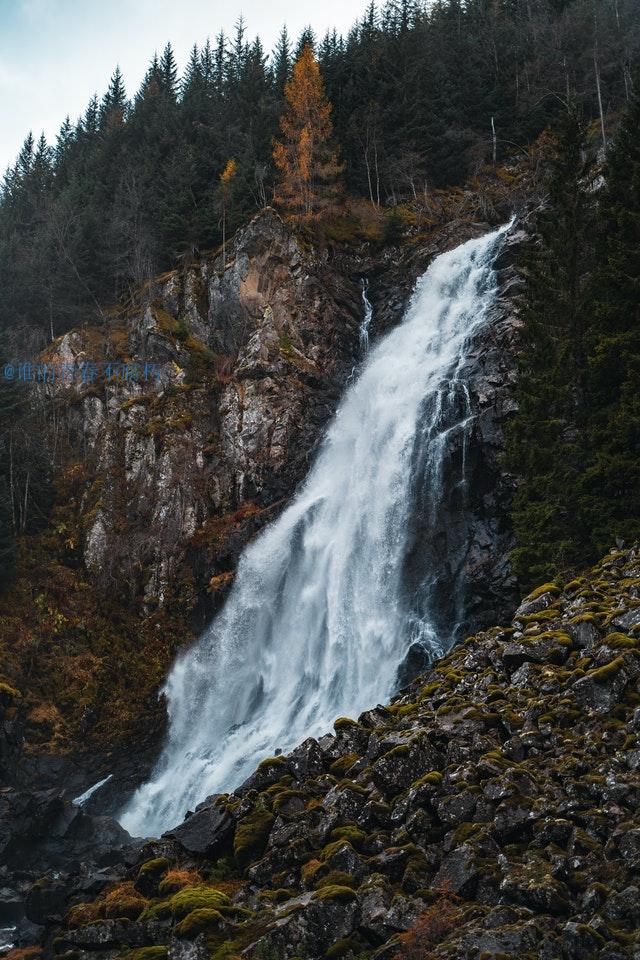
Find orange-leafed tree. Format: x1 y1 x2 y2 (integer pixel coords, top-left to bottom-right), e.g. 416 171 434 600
219 158 237 268
273 44 343 219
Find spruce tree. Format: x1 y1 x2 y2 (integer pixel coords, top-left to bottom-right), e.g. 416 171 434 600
579 83 640 552
506 110 592 587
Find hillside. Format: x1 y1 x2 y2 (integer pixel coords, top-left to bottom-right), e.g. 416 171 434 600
9 543 640 960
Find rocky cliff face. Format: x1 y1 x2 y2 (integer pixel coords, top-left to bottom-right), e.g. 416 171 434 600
20 545 640 960
43 209 363 623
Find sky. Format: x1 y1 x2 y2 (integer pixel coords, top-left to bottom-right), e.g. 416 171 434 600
0 0 368 174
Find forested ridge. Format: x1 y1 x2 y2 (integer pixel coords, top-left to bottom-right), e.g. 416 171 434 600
0 0 638 344
0 0 639 642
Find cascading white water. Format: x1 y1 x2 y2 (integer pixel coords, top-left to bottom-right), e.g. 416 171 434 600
360 278 373 351
121 223 510 838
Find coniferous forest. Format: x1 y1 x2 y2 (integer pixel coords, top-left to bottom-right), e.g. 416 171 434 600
0 0 638 345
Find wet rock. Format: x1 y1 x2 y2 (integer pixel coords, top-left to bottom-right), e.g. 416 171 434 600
564 617 601 649
25 876 74 924
502 632 571 669
168 934 210 960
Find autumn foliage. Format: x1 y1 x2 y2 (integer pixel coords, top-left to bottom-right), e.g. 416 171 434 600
273 45 343 219
392 889 462 959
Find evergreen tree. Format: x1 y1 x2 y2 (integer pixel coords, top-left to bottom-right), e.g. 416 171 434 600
294 26 317 59
579 82 640 552
273 26 292 92
506 110 592 587
273 45 343 218
100 66 127 128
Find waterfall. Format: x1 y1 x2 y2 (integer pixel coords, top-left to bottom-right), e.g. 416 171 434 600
121 223 511 838
360 278 373 351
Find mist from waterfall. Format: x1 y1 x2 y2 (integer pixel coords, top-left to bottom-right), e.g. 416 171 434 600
121 223 511 837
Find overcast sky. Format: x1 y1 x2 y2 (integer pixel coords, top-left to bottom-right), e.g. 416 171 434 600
0 0 368 174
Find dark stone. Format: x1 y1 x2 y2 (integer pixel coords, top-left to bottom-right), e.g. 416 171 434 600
164 798 233 857
572 653 640 715
434 844 478 896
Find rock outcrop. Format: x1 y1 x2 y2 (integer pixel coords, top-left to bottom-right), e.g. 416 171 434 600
18 545 640 960
42 209 363 620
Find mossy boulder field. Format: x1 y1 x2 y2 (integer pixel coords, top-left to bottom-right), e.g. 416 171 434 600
11 545 640 960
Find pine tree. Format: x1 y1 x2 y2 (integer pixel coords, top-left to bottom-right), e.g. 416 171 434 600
0 334 21 589
273 45 343 219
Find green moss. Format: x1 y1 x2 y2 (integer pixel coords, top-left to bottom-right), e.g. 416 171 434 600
329 753 359 775
320 839 355 862
397 703 418 716
312 885 358 903
137 857 169 880
324 937 367 958
518 609 559 624
118 949 168 960
314 871 358 890
335 779 368 795
260 888 295 903
587 657 624 681
382 744 410 759
272 789 305 812
412 770 443 788
524 583 561 601
329 825 366 848
258 755 286 770
453 822 482 844
234 810 275 866
0 681 20 701
169 887 230 919
602 632 637 649
333 716 357 731
174 907 224 938
104 896 147 921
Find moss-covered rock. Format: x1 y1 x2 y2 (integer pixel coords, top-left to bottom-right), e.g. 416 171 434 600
173 907 225 938
233 810 275 866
